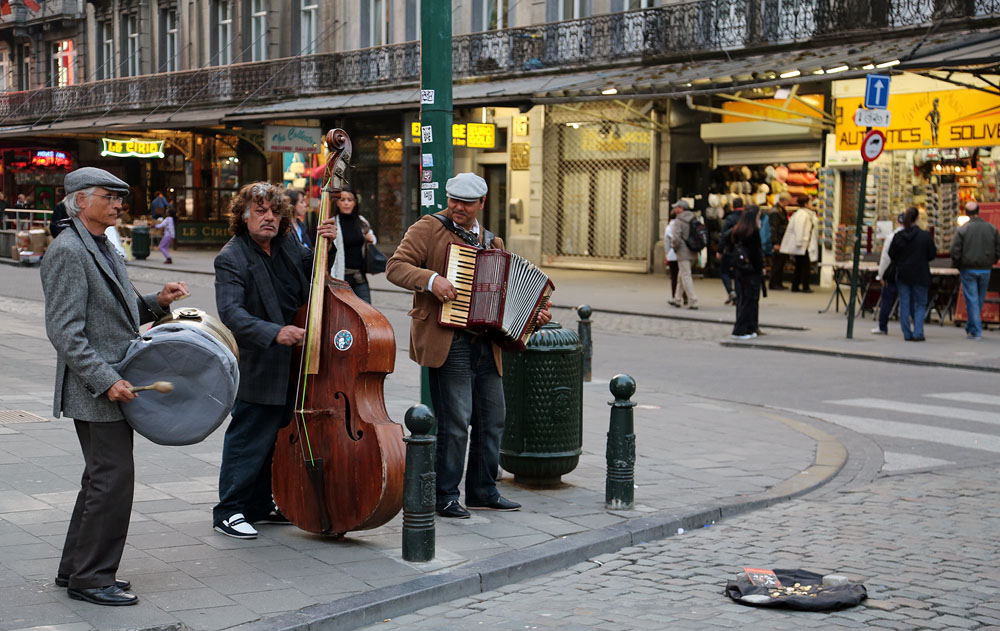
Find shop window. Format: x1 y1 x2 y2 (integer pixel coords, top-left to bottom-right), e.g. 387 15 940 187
160 8 179 72
213 0 234 65
125 14 141 77
50 40 75 87
250 0 268 62
0 50 10 91
97 20 115 80
300 1 318 54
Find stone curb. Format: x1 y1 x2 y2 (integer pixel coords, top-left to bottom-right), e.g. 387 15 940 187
226 411 846 631
720 339 1000 374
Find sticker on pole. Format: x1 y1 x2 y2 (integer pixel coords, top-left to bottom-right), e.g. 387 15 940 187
860 129 886 162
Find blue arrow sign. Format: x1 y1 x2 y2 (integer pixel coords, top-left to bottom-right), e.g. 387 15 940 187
865 74 891 110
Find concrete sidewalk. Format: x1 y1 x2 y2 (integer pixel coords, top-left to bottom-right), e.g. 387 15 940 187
0 249 845 631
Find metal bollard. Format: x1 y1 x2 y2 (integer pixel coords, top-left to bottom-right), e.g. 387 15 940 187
605 374 636 510
402 404 436 562
577 304 593 382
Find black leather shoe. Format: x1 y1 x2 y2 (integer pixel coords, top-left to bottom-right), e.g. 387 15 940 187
436 500 471 519
468 496 521 511
56 575 130 590
67 585 138 606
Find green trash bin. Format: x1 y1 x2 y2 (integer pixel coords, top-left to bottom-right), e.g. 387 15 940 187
131 225 150 260
500 322 583 486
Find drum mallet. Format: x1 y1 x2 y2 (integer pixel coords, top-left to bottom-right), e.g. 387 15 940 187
129 381 175 394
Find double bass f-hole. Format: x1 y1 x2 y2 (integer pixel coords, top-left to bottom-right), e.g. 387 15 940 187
335 391 363 441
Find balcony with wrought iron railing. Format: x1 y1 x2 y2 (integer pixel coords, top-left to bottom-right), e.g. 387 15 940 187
0 0 996 127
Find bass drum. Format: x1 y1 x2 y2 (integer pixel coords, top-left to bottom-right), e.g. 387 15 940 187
117 308 240 446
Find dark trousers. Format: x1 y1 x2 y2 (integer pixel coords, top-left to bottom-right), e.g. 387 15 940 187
428 332 505 507
791 254 811 290
733 274 761 335
877 281 898 332
668 260 679 298
213 399 290 525
769 252 787 288
59 420 134 589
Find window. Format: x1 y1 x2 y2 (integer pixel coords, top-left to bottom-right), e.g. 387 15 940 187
125 14 141 76
369 0 387 46
50 40 75 87
0 50 10 91
559 0 588 19
482 0 508 30
627 0 653 8
301 2 318 54
17 43 30 90
163 9 178 72
98 20 115 79
215 0 233 65
251 0 268 62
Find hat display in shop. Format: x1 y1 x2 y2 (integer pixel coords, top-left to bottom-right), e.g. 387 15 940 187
64 167 130 195
764 166 776 182
708 193 721 208
445 172 488 201
774 166 789 182
740 166 752 181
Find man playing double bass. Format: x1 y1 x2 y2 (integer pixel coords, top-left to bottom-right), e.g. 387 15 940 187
386 173 551 519
212 182 337 539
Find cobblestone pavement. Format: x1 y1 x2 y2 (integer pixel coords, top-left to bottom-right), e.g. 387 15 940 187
361 465 1000 631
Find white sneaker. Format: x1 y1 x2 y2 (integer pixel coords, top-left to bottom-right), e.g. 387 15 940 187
731 333 755 340
214 513 257 539
871 328 888 335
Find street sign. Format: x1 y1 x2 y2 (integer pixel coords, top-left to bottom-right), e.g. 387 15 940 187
861 129 886 162
864 74 891 110
854 108 892 128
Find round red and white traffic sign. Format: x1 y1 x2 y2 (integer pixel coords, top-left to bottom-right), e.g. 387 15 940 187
861 129 886 162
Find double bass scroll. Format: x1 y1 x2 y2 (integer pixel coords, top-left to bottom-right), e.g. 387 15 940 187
271 129 405 535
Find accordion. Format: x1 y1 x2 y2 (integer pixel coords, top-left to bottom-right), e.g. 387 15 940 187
439 243 554 351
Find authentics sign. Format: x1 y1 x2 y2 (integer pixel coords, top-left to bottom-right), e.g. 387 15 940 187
265 126 322 153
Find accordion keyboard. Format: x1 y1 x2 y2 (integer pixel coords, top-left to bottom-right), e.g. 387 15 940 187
440 243 478 326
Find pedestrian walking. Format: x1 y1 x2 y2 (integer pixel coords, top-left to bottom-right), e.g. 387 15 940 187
718 198 743 305
727 206 764 339
889 206 937 341
154 207 176 264
664 207 682 302
950 201 1000 340
768 193 791 290
780 194 818 293
873 213 904 335
668 200 699 310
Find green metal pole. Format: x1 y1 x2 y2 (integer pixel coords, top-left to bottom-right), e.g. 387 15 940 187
845 125 872 339
419 0 454 406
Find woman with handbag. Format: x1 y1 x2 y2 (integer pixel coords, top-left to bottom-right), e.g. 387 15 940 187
329 187 378 303
726 206 765 340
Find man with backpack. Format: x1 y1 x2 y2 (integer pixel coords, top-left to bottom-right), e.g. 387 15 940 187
669 199 700 310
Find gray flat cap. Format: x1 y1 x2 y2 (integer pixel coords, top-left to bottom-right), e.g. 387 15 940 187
446 173 488 202
64 167 129 195
672 199 691 210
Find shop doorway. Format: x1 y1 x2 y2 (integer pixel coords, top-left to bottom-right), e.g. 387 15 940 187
482 164 507 244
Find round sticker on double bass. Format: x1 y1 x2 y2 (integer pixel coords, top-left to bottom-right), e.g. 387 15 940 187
334 329 353 351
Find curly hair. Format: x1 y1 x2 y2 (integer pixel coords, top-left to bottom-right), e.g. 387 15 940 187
228 182 292 237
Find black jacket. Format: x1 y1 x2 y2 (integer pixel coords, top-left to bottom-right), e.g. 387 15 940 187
889 226 937 286
724 227 764 275
950 216 1000 270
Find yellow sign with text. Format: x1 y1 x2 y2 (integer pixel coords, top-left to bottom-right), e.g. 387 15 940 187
836 89 1000 151
409 122 496 148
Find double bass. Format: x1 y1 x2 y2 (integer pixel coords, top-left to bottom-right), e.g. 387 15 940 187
271 129 405 535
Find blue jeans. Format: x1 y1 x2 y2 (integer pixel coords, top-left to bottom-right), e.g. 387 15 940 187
897 282 928 340
428 332 506 507
347 273 372 304
213 399 290 525
877 282 897 332
960 269 991 337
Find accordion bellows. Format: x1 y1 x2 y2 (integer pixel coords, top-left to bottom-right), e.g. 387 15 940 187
439 243 554 351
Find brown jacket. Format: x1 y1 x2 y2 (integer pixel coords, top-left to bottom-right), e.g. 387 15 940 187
385 214 504 373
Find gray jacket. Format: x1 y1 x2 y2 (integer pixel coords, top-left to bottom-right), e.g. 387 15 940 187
41 217 166 421
951 216 1000 270
670 210 697 261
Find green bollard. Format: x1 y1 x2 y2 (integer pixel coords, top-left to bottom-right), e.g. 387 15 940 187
402 404 436 562
577 305 593 383
605 374 636 510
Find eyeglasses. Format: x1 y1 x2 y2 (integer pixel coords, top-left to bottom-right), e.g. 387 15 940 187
90 193 124 204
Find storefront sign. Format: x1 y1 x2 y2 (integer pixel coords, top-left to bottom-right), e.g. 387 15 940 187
836 89 1000 150
100 138 165 159
265 125 322 153
409 121 497 148
31 150 72 168
177 221 230 244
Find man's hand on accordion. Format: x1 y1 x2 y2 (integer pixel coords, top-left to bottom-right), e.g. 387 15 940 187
536 301 553 327
431 276 459 303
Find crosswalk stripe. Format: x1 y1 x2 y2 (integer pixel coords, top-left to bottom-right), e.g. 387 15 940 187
784 409 1000 454
825 398 1000 426
882 451 953 471
926 392 1000 407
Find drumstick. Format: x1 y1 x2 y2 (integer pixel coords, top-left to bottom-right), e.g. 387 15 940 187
129 381 174 394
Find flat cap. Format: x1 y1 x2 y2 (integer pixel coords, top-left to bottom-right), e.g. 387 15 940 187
64 167 129 195
672 199 690 210
445 173 488 202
